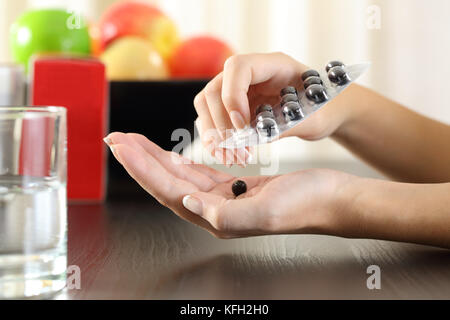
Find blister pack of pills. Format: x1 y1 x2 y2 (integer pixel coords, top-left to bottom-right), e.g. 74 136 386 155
220 61 370 149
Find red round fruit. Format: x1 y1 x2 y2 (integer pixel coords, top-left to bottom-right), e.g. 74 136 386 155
99 1 179 59
169 36 234 79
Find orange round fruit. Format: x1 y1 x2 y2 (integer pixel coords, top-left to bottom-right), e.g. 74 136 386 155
169 36 233 79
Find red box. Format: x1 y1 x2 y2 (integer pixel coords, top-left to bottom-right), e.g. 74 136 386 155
31 57 108 202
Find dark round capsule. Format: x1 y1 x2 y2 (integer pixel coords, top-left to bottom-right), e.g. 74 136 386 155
301 69 320 81
232 180 247 197
257 110 275 122
256 118 278 137
282 101 303 122
280 86 297 96
281 93 298 105
328 66 350 85
326 61 345 72
305 84 328 103
256 104 273 115
303 76 323 89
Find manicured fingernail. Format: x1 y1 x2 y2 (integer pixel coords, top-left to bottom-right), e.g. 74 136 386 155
103 137 112 146
182 195 203 215
108 145 121 163
229 111 246 130
109 145 116 156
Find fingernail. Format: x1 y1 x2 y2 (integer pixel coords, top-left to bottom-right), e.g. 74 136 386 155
182 195 203 216
108 145 121 163
103 137 112 146
109 145 116 156
229 111 246 130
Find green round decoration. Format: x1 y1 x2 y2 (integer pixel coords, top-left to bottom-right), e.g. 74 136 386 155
10 9 91 71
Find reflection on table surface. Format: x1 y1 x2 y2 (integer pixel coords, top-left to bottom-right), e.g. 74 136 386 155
59 200 450 300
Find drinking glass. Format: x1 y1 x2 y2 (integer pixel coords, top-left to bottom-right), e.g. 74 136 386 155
0 106 67 299
0 64 26 106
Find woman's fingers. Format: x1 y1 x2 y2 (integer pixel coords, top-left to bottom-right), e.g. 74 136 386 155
110 143 226 233
195 86 242 166
107 132 216 191
193 52 308 166
107 135 271 237
109 140 243 238
194 91 236 165
221 56 253 129
203 75 246 166
187 163 234 184
221 52 307 127
204 74 233 139
126 132 234 186
110 143 196 205
221 53 284 128
193 90 221 150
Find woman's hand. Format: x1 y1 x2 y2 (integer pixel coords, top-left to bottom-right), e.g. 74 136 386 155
104 132 349 238
194 52 354 166
104 132 450 248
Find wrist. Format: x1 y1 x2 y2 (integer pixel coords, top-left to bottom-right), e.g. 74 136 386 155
287 84 363 141
320 171 363 237
296 169 361 236
331 84 370 139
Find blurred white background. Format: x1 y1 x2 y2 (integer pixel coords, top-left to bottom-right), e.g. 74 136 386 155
1 0 449 168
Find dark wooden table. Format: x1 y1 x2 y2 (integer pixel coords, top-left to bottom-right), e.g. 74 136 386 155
58 198 450 300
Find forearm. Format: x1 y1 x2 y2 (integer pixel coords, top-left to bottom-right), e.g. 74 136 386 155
331 84 450 183
332 176 450 249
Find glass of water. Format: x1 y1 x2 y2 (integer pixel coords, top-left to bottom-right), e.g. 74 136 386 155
0 106 67 299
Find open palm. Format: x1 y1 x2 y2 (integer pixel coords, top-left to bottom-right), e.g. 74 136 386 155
106 132 341 238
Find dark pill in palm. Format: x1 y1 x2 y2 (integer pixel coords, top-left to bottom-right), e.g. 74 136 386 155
232 180 247 197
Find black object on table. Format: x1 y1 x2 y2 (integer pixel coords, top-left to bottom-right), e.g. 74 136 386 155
107 80 208 200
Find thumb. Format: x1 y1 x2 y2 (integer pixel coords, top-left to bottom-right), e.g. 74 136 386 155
182 192 225 230
182 192 257 232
